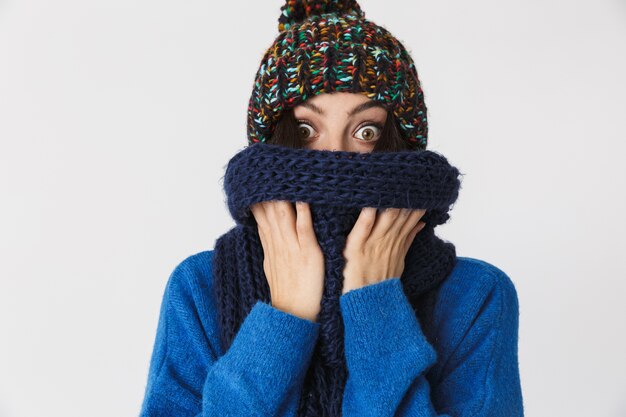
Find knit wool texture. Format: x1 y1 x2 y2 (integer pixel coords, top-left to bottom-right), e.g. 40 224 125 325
212 143 463 417
247 0 429 151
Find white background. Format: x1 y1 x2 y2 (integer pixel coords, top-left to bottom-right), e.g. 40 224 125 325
1 0 625 416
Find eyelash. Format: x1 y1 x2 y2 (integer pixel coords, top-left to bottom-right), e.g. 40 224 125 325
296 119 384 141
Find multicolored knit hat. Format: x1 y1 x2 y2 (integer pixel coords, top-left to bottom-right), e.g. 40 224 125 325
246 0 429 151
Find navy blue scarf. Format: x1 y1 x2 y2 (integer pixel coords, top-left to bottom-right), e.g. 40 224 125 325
212 142 462 416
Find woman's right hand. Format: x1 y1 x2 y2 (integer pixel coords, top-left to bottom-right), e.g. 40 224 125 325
250 200 325 323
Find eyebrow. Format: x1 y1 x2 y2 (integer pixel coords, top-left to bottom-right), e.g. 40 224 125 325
300 100 386 116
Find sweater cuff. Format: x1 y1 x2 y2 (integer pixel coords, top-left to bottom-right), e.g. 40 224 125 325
339 278 436 364
224 300 321 382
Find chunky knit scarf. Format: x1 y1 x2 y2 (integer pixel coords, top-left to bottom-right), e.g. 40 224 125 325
212 142 462 416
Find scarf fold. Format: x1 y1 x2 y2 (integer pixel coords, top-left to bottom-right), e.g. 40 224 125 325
212 142 463 417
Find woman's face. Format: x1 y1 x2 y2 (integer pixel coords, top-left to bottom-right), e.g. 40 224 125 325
292 92 388 152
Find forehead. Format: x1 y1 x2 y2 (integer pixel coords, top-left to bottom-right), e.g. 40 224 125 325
295 92 386 115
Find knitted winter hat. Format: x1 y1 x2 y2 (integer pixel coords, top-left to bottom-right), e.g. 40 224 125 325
247 0 429 151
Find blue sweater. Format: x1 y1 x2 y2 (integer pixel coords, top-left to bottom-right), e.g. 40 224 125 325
139 250 524 416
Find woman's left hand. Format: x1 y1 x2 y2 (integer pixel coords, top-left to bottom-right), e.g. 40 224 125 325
341 207 427 295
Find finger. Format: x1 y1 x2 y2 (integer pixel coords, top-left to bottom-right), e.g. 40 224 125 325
401 209 427 237
295 201 317 247
368 207 402 241
265 200 298 243
251 202 268 233
251 203 271 254
389 208 412 236
347 207 377 247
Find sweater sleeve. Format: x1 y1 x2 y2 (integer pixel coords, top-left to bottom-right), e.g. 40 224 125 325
339 274 523 417
139 253 321 416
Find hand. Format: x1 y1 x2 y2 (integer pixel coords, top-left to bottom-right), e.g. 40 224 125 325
250 200 325 322
341 208 427 295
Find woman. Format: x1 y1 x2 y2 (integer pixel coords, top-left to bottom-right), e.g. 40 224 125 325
139 1 524 416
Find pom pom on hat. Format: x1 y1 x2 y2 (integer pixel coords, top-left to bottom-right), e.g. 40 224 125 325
278 0 364 31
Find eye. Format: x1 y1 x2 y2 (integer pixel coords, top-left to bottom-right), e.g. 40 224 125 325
354 123 383 142
297 121 317 140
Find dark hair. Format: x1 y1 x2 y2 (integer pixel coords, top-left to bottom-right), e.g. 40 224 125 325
268 107 412 152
